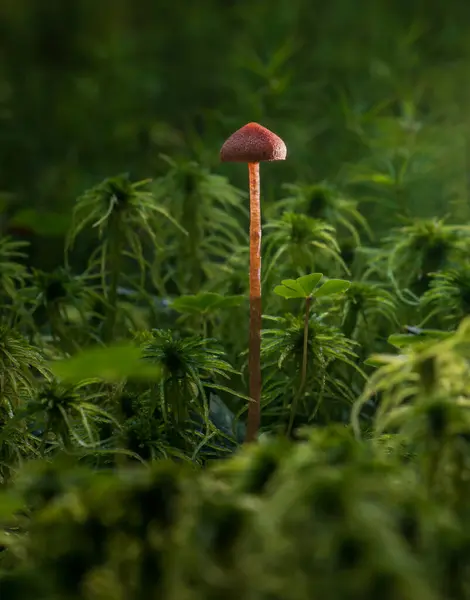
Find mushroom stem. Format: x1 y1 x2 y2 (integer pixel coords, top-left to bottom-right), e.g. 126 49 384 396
219 122 286 442
246 161 262 442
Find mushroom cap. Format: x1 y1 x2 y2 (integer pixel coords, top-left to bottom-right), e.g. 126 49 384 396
220 122 287 163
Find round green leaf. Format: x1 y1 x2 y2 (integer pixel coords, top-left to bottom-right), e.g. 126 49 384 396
296 273 323 296
280 279 305 294
314 279 350 297
215 295 245 309
273 284 304 299
50 344 162 383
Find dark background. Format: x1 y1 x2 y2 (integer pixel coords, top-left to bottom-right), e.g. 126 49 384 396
1 0 470 268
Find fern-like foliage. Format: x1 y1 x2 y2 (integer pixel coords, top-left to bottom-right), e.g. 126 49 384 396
352 317 470 438
28 380 117 451
66 173 184 341
22 267 101 351
0 237 30 321
272 182 371 245
120 391 233 464
263 213 347 284
152 156 248 294
261 313 360 427
210 246 249 296
67 173 182 276
420 268 470 329
367 218 470 301
352 318 470 504
140 329 241 430
0 326 50 412
0 404 40 483
341 280 399 341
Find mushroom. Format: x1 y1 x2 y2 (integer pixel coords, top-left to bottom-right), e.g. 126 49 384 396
220 122 287 442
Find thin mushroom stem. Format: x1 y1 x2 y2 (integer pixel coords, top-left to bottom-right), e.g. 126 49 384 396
219 122 286 441
246 161 262 442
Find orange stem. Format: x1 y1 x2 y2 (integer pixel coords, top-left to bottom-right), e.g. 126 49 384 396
246 161 262 442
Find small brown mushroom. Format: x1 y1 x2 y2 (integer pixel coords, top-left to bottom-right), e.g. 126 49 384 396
220 122 287 163
220 122 287 443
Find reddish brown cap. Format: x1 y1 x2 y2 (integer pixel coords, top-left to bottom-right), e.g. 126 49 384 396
220 122 287 163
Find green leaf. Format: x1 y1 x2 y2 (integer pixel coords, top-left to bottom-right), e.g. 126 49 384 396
172 292 244 315
315 279 350 297
10 209 72 236
274 274 347 299
50 344 162 383
274 275 323 299
387 331 448 349
349 172 396 186
387 334 419 349
280 279 305 294
296 273 323 296
273 284 304 299
363 357 383 367
212 295 245 310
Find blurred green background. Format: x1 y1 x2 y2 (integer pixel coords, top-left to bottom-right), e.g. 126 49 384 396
1 0 470 268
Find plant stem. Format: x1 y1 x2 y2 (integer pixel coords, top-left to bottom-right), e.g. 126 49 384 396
103 226 122 343
300 296 311 390
246 161 262 443
40 419 51 457
287 296 311 437
202 317 207 339
342 304 358 339
49 307 79 355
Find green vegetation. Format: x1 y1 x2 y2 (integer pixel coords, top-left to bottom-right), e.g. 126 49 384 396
2 1 470 598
